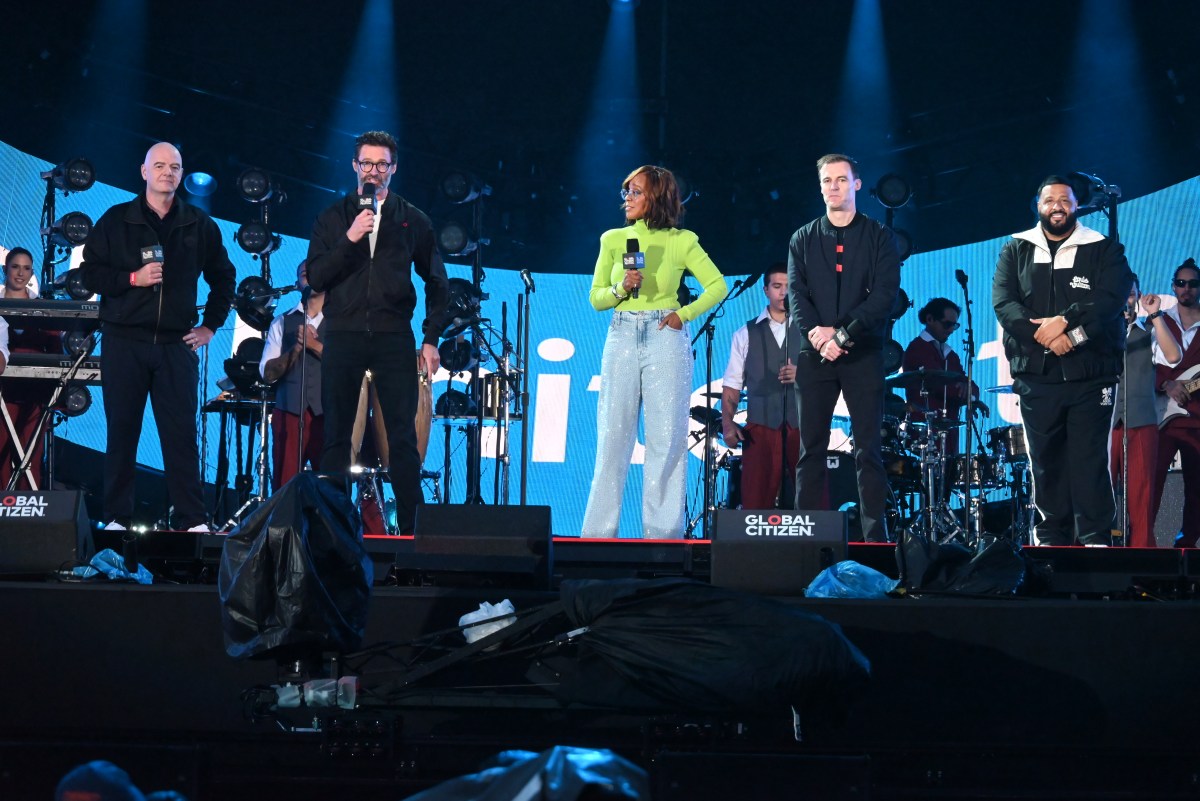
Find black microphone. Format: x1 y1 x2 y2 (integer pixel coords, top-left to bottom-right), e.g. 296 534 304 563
955 269 968 287
622 238 644 299
520 268 536 293
301 285 313 307
357 182 378 214
820 318 865 364
140 244 163 293
727 272 762 301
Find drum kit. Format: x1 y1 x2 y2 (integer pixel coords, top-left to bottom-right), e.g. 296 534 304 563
881 370 1034 544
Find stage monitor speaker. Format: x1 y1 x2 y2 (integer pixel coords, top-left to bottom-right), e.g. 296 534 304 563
710 509 846 596
413 505 553 590
0 490 94 576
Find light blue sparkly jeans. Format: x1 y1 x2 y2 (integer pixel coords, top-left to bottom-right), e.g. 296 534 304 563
581 309 693 538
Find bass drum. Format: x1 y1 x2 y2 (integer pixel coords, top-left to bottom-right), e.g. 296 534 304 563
720 455 743 509
825 450 860 509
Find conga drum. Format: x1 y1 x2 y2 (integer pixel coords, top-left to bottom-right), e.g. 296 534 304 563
349 360 434 469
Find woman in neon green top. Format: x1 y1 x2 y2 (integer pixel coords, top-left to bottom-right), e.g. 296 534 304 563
581 165 728 538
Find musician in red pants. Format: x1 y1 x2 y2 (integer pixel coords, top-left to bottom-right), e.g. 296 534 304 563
1152 259 1200 547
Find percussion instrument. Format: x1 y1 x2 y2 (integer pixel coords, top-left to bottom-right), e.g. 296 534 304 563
987 424 1028 463
945 453 1002 489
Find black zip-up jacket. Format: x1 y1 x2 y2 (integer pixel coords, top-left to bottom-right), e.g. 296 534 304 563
306 193 450 346
992 223 1133 381
787 212 901 355
80 193 236 343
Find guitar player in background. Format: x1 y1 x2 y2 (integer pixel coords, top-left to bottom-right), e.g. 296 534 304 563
1152 258 1200 548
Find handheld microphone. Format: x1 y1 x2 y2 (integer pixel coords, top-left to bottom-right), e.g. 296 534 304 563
955 269 968 287
622 238 644 299
821 318 864 364
520 268 536 293
141 244 163 293
357 182 378 214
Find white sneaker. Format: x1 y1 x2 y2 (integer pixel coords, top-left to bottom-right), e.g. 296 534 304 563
186 523 212 533
104 520 127 531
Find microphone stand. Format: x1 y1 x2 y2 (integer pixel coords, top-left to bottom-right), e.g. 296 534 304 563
519 281 533 505
779 299 792 508
297 292 308 483
687 283 739 538
955 274 981 546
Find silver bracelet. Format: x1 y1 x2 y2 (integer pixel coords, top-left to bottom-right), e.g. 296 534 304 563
611 283 629 300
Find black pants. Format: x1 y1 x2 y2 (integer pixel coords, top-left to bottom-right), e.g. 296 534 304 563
101 335 205 528
794 349 889 541
321 331 421 534
1015 375 1117 546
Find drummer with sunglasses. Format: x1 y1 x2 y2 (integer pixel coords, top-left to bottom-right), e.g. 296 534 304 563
901 297 987 458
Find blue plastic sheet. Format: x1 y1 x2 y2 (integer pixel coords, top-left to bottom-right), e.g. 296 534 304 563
806 560 899 599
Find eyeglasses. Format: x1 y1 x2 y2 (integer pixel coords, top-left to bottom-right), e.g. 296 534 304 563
355 160 393 174
938 319 961 330
1174 278 1200 289
619 188 644 200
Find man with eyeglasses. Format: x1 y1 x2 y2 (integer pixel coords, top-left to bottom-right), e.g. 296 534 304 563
1151 258 1200 547
307 130 449 535
993 175 1133 547
901 297 986 457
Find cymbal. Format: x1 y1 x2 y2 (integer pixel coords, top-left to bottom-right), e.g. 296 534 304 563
986 384 1014 394
702 389 744 400
929 418 965 430
885 369 968 389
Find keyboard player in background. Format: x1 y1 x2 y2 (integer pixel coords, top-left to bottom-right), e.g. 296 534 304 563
0 247 62 490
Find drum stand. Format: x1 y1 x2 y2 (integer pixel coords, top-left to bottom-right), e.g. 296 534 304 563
219 384 274 532
685 424 723 537
907 388 970 545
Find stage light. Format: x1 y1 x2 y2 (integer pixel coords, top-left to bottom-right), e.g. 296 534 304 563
438 338 477 373
59 384 92 417
893 228 914 261
237 167 275 203
40 158 95 193
1069 171 1121 213
184 171 218 197
440 170 491 205
223 337 268 395
61 330 95 358
45 211 93 247
60 268 92 301
872 173 912 209
236 221 282 256
233 276 279 332
437 221 477 257
435 388 476 417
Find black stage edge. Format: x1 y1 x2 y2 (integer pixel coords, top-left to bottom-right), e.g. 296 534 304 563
88 528 1200 599
4 571 1200 799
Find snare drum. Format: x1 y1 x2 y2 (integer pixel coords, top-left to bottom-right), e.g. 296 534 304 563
946 453 1002 489
987 425 1028 463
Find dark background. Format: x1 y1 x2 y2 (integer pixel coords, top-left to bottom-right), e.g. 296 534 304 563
3 0 1199 274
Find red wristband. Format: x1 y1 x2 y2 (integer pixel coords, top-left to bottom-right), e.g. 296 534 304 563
129 272 137 287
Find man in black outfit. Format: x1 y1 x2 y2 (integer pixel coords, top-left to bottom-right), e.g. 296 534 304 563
81 142 237 531
788 154 901 542
992 175 1133 547
307 130 449 534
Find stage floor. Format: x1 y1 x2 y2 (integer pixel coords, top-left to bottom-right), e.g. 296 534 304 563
3 545 1200 800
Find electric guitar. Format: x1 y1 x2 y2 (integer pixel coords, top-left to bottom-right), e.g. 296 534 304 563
1161 364 1200 426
